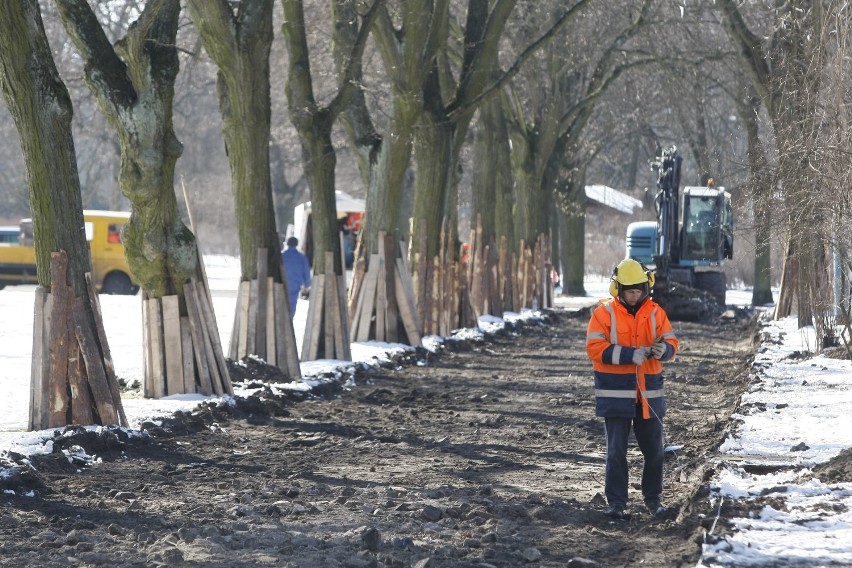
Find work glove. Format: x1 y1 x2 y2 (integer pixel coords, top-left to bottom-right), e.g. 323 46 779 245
631 348 647 366
651 340 667 360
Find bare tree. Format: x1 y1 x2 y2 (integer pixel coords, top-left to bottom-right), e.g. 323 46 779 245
280 0 382 360
717 0 834 337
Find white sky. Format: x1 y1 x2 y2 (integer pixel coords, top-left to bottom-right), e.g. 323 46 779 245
1 260 850 567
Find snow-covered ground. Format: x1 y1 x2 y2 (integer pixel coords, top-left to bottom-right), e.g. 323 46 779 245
1 260 850 567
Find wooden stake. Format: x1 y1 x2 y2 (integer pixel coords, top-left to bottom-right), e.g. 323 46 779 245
383 233 399 343
193 278 233 395
180 317 195 394
255 249 268 360
29 287 50 430
184 283 213 396
74 300 119 425
265 277 276 366
85 274 127 427
48 252 71 427
324 253 338 357
68 335 94 426
162 295 183 396
146 298 166 398
302 273 325 361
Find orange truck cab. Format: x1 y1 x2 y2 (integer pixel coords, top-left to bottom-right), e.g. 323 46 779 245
0 210 139 295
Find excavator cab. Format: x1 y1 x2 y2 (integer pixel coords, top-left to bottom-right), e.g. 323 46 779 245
679 186 733 265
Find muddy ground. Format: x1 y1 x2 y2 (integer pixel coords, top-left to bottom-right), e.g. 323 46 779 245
2 306 841 567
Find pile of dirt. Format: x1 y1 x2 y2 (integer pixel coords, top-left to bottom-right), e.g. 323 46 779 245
0 307 763 567
811 448 852 484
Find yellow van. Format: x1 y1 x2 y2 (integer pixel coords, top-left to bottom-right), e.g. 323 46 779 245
0 210 139 295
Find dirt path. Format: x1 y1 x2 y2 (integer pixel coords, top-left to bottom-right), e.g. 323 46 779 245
0 308 759 567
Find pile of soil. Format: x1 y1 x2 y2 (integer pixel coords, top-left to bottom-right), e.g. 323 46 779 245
2 306 844 567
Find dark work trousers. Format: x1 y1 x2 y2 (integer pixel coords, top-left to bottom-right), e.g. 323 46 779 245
604 403 665 507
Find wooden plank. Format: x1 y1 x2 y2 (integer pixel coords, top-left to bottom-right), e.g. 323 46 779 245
375 241 386 342
466 225 476 287
188 281 224 395
394 266 422 346
383 234 398 342
68 338 95 426
417 221 428 331
147 298 166 399
324 253 337 357
266 277 276 366
279 284 302 377
499 236 511 312
395 257 422 334
237 280 251 359
162 295 184 395
29 287 49 430
348 257 369 340
246 278 258 356
48 252 71 427
255 249 268 360
489 244 502 315
183 282 213 396
301 274 318 361
181 317 196 393
347 255 366 323
431 257 440 335
274 282 301 376
193 278 233 395
442 248 452 334
336 273 352 360
73 302 119 425
85 273 127 427
511 252 521 312
302 274 325 361
228 279 241 360
142 295 152 398
356 255 380 342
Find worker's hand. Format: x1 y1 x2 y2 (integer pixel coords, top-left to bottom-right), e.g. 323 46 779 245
631 348 647 366
651 340 667 360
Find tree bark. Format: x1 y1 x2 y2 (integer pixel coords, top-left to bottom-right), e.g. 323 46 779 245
472 88 514 247
186 0 281 282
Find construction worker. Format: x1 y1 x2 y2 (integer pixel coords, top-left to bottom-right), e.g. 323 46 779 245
585 258 678 520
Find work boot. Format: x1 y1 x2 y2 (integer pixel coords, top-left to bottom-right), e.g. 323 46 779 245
606 503 627 520
645 500 666 518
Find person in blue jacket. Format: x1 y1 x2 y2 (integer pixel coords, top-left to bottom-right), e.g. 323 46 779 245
282 237 311 316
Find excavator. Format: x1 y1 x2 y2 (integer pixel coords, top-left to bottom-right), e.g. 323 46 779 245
626 146 733 319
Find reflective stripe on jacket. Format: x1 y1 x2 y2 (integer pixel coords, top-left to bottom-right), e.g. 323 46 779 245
586 297 678 419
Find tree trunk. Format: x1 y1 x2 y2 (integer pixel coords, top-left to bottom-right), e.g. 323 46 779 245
186 0 281 282
56 0 197 298
0 0 126 428
559 193 587 297
411 105 455 260
186 0 300 374
56 0 232 396
719 0 832 340
733 84 774 307
471 62 514 248
281 0 384 360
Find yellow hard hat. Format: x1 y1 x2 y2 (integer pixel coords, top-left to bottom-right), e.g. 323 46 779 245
609 258 655 297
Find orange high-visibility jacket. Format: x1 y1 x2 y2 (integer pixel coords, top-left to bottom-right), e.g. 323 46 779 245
586 297 678 419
